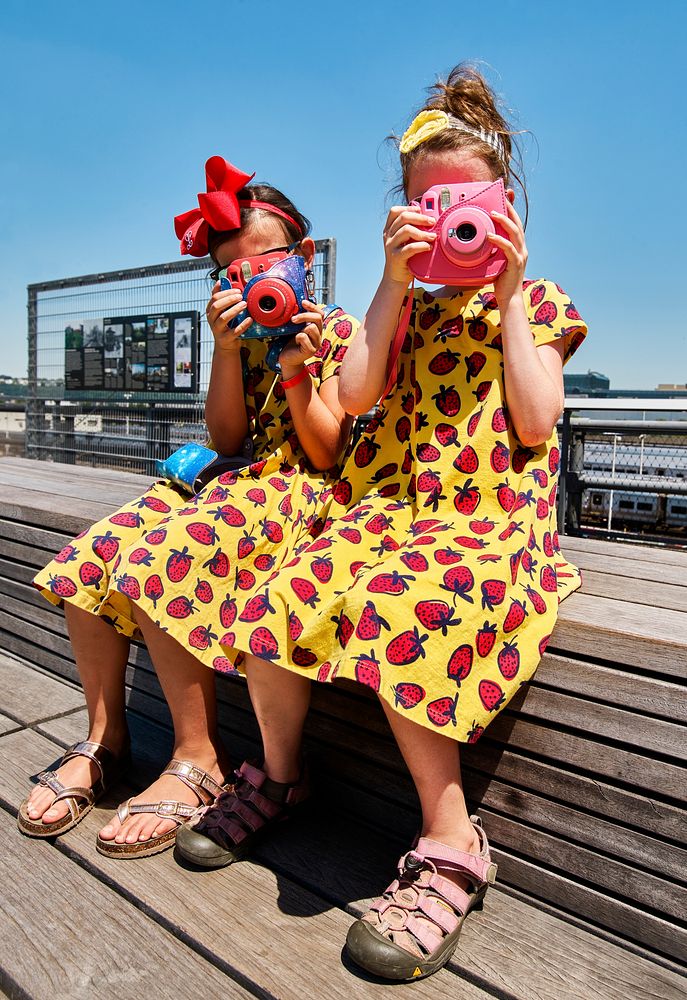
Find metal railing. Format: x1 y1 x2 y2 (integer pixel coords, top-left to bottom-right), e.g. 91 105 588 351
558 398 687 546
26 244 336 475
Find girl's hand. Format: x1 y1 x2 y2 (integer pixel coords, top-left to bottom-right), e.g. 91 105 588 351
488 201 528 307
382 206 436 286
206 281 253 353
279 300 324 379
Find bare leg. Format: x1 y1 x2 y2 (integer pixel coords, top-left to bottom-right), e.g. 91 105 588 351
99 605 231 845
380 701 480 856
243 654 311 783
26 604 131 824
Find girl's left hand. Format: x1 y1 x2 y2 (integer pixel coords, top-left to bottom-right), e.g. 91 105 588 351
279 300 324 379
487 200 528 307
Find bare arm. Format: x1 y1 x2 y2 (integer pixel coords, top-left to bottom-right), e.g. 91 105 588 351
338 206 435 416
204 284 253 454
488 201 565 446
278 301 353 470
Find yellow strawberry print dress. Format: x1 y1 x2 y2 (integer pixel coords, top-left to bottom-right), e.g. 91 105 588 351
218 280 588 741
33 310 358 645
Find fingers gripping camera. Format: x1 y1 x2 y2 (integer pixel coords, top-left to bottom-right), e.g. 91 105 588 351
220 255 315 371
409 179 509 287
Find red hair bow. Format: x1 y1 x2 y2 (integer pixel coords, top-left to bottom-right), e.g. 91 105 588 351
174 156 255 257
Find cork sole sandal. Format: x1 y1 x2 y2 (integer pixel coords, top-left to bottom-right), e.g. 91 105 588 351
95 758 226 860
346 816 497 982
17 740 131 839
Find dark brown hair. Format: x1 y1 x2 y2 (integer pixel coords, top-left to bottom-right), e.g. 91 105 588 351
397 64 528 221
207 183 311 261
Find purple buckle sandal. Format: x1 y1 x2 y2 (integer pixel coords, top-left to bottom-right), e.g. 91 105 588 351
175 759 310 869
346 816 497 981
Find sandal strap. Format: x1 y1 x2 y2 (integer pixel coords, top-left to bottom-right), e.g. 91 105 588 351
117 797 198 825
409 833 497 888
162 759 225 805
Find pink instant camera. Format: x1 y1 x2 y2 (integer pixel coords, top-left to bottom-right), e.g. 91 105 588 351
409 179 509 287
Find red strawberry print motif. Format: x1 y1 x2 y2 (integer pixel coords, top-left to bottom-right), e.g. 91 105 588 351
213 656 238 674
166 596 197 619
512 446 535 474
393 682 426 709
249 626 279 661
109 511 142 528
429 348 461 375
193 580 215 604
186 523 219 546
491 407 508 433
454 445 479 475
219 595 237 629
434 423 458 447
166 547 194 583
467 721 485 743
415 600 461 634
235 567 256 590
416 443 442 463
476 621 497 657
465 351 486 381
503 598 528 633
311 555 334 583
211 504 247 528
524 585 547 614
426 695 458 727
533 300 558 328
92 530 120 563
291 577 320 607
490 442 510 473
356 600 390 640
288 611 304 640
447 644 473 684
354 436 381 468
466 408 484 437
339 526 362 544
79 562 104 589
331 479 353 506
189 624 218 650
481 579 506 611
440 566 475 604
254 553 276 572
144 574 164 607
495 481 516 513
467 315 489 341
386 627 428 665
400 550 429 573
395 416 411 443
246 487 267 507
48 575 78 598
144 528 168 545
116 574 141 601
540 565 558 593
55 544 78 564
549 447 560 475
128 547 154 567
479 679 505 712
470 517 495 535
452 535 485 550
137 496 172 514
239 592 275 622
331 611 355 648
204 486 229 504
354 651 382 691
292 646 318 667
367 571 415 595
204 549 230 578
431 385 461 417
453 479 481 516
260 519 283 544
497 640 520 679
529 283 547 306
434 547 463 565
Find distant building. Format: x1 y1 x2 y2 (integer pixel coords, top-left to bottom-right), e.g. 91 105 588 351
656 384 687 392
565 371 610 395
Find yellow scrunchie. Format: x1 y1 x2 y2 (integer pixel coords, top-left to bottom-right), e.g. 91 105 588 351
399 110 451 155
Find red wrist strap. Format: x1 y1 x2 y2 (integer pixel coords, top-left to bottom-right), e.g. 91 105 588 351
281 367 311 390
380 281 415 402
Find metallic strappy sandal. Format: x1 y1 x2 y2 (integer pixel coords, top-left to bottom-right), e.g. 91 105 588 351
17 739 132 839
95 758 227 859
346 816 497 981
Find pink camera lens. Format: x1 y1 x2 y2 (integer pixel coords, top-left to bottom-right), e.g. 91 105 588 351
245 276 299 328
440 207 495 268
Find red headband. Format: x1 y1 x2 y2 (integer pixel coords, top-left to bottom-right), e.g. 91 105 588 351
173 156 303 257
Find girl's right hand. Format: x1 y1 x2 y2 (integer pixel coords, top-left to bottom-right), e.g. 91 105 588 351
206 282 253 353
382 206 436 285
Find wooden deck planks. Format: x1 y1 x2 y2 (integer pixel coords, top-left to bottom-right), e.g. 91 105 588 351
1 721 684 1000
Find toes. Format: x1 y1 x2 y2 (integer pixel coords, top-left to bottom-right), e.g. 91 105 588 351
99 814 121 842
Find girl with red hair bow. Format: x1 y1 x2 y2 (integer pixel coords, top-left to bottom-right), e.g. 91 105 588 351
24 157 358 858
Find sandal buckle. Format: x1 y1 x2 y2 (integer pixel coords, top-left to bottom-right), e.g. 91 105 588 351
157 800 179 817
402 851 425 880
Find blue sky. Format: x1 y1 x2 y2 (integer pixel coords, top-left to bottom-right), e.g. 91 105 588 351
1 0 685 387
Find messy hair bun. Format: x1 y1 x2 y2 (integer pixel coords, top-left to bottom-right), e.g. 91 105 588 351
398 64 528 218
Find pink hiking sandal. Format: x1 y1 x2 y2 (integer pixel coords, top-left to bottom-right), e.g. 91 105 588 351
346 816 497 981
175 759 310 869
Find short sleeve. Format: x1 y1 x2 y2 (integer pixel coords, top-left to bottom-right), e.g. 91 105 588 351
523 279 588 364
314 308 359 383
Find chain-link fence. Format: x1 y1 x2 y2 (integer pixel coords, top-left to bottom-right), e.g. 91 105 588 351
558 399 687 546
26 243 336 475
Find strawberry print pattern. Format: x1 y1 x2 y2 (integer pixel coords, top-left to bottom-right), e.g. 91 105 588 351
222 280 587 740
33 311 357 652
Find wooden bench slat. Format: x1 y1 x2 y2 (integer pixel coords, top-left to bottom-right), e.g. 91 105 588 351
561 534 687 569
566 548 687 588
579 569 687 613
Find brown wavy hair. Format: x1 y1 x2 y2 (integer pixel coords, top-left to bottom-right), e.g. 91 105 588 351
207 183 311 261
396 64 528 222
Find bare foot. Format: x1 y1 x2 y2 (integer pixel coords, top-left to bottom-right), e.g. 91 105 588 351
98 752 230 846
25 731 129 826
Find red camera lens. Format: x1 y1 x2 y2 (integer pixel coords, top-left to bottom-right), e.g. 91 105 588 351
245 276 299 328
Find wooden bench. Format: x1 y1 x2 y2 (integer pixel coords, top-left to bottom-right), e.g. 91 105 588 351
0 456 685 999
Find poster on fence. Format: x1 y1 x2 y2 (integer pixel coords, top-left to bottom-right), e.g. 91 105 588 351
64 311 200 393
